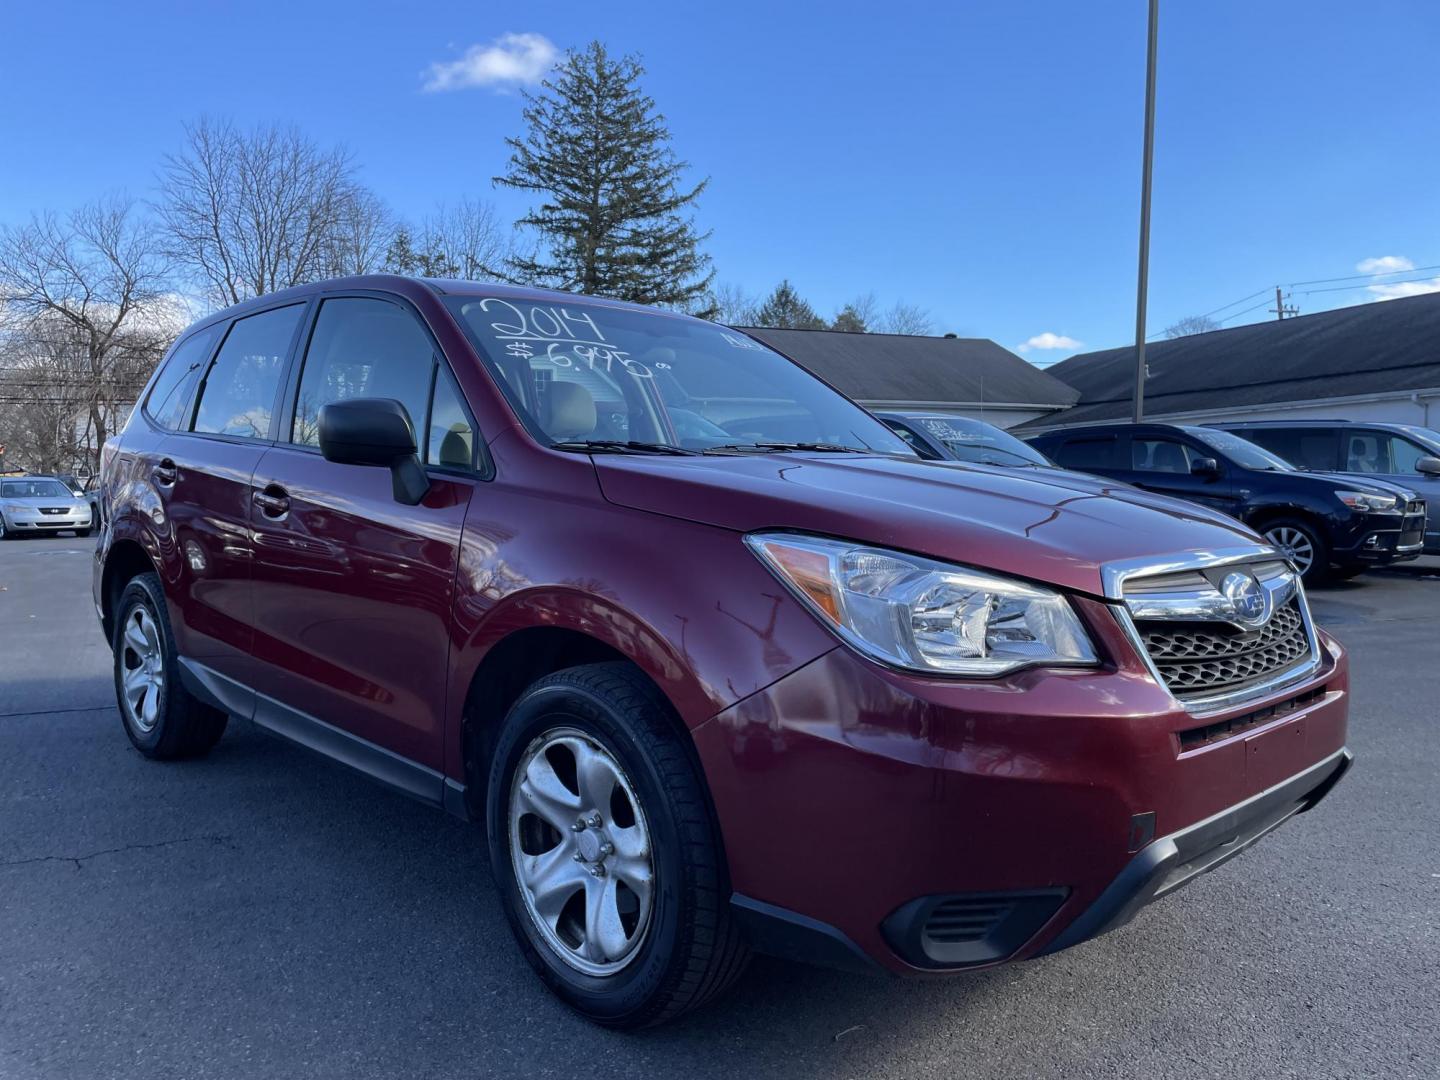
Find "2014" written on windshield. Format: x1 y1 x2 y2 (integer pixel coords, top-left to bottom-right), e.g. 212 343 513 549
475 298 662 379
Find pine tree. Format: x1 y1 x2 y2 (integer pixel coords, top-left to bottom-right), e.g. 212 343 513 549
496 42 713 311
830 304 868 333
754 280 826 329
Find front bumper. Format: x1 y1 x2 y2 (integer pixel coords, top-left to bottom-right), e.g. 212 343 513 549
1334 507 1427 564
2 510 92 532
696 598 1350 975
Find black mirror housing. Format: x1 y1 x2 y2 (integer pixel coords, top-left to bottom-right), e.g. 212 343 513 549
318 398 430 505
1191 456 1220 477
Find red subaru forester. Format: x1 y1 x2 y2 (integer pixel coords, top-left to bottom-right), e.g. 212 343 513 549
96 276 1351 1027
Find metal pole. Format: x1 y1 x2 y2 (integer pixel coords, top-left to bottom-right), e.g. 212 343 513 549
1133 0 1159 423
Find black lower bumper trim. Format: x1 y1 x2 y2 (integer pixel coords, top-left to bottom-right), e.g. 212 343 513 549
729 895 882 976
1039 746 1353 957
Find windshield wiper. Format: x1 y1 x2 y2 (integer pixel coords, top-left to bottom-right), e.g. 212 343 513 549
550 440 700 457
704 441 870 455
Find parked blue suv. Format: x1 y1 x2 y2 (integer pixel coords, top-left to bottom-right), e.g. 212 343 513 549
1214 420 1440 555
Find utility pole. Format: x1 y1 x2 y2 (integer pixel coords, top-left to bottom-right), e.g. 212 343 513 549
1132 0 1159 422
1270 286 1298 320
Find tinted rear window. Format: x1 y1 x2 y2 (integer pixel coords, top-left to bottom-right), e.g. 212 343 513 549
144 325 221 431
1231 427 1337 471
193 305 304 439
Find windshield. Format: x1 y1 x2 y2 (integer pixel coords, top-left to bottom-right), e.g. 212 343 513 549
1 479 72 499
1397 425 1440 454
445 296 913 455
911 416 1051 466
1187 427 1294 471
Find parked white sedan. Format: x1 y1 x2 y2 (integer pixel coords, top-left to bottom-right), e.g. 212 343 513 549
0 476 94 538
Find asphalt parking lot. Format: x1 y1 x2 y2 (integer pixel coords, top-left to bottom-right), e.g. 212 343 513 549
0 535 1436 1080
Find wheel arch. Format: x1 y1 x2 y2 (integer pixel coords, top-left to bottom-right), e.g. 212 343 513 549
100 537 161 641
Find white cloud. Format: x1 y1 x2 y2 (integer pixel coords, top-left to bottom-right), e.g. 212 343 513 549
1356 255 1414 275
422 33 558 93
1367 276 1440 301
1017 332 1084 353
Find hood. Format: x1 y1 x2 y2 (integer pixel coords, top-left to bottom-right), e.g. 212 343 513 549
593 453 1264 598
1299 472 1419 501
2 495 87 508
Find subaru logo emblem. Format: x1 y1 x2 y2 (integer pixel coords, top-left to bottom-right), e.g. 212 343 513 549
1220 570 1271 628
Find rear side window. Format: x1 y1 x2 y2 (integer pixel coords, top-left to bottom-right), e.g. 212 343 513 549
144 325 220 431
193 305 305 438
1238 428 1337 471
1052 436 1117 470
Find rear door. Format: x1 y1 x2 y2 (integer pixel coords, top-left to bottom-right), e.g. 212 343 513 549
245 293 480 774
154 303 307 687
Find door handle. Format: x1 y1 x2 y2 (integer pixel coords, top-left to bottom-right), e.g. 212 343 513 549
153 458 178 487
252 484 291 518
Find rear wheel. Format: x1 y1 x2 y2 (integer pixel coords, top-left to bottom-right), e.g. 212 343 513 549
1261 518 1330 584
112 572 228 758
0 516 8 540
486 662 749 1028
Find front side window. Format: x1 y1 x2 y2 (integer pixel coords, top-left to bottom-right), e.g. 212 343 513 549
445 296 910 454
1344 432 1391 473
427 369 476 468
193 305 304 438
293 298 435 450
144 324 221 431
1131 438 1195 474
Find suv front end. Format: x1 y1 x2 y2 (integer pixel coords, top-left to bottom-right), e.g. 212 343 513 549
695 541 1349 974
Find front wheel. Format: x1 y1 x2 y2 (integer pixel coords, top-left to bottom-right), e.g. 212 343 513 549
486 662 749 1028
112 572 228 758
1261 518 1330 584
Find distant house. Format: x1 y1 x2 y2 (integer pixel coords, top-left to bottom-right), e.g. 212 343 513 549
1030 290 1440 432
740 327 1079 429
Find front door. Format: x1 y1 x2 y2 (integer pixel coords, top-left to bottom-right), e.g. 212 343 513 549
1345 429 1440 552
1123 434 1238 515
245 295 480 772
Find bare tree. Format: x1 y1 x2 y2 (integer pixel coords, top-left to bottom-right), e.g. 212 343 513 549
157 118 373 304
326 187 394 277
386 197 508 279
1163 314 1221 339
707 282 761 325
0 196 173 472
878 301 934 336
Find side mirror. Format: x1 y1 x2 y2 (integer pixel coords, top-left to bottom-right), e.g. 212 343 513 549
317 398 430 506
1191 456 1220 477
1416 455 1440 477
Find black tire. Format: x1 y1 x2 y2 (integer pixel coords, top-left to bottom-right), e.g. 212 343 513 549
76 527 93 538
112 572 228 759
1259 517 1331 585
486 662 749 1028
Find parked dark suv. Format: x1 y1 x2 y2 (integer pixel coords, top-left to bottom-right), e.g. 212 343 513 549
97 277 1351 1027
1031 422 1426 582
1214 420 1440 554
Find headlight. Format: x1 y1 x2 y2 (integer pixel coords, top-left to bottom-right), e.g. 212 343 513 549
745 532 1098 676
1336 490 1401 513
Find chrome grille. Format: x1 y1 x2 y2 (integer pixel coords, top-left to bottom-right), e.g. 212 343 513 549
1139 600 1310 695
1118 556 1318 707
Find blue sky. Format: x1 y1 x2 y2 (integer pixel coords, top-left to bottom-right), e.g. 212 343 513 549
3 1 1437 364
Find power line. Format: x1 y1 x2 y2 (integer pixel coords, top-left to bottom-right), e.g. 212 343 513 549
1298 273 1440 297
1287 263 1440 288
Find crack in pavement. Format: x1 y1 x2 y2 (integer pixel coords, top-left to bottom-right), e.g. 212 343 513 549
0 834 236 870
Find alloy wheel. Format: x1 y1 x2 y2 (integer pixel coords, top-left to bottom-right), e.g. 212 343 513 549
119 606 165 733
508 727 655 977
1265 525 1316 576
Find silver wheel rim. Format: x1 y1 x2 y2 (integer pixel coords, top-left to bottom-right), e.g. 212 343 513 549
1266 526 1316 575
508 727 654 977
119 606 164 733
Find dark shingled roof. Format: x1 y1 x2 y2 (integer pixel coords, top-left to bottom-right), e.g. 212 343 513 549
738 326 1080 409
1040 290 1440 428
